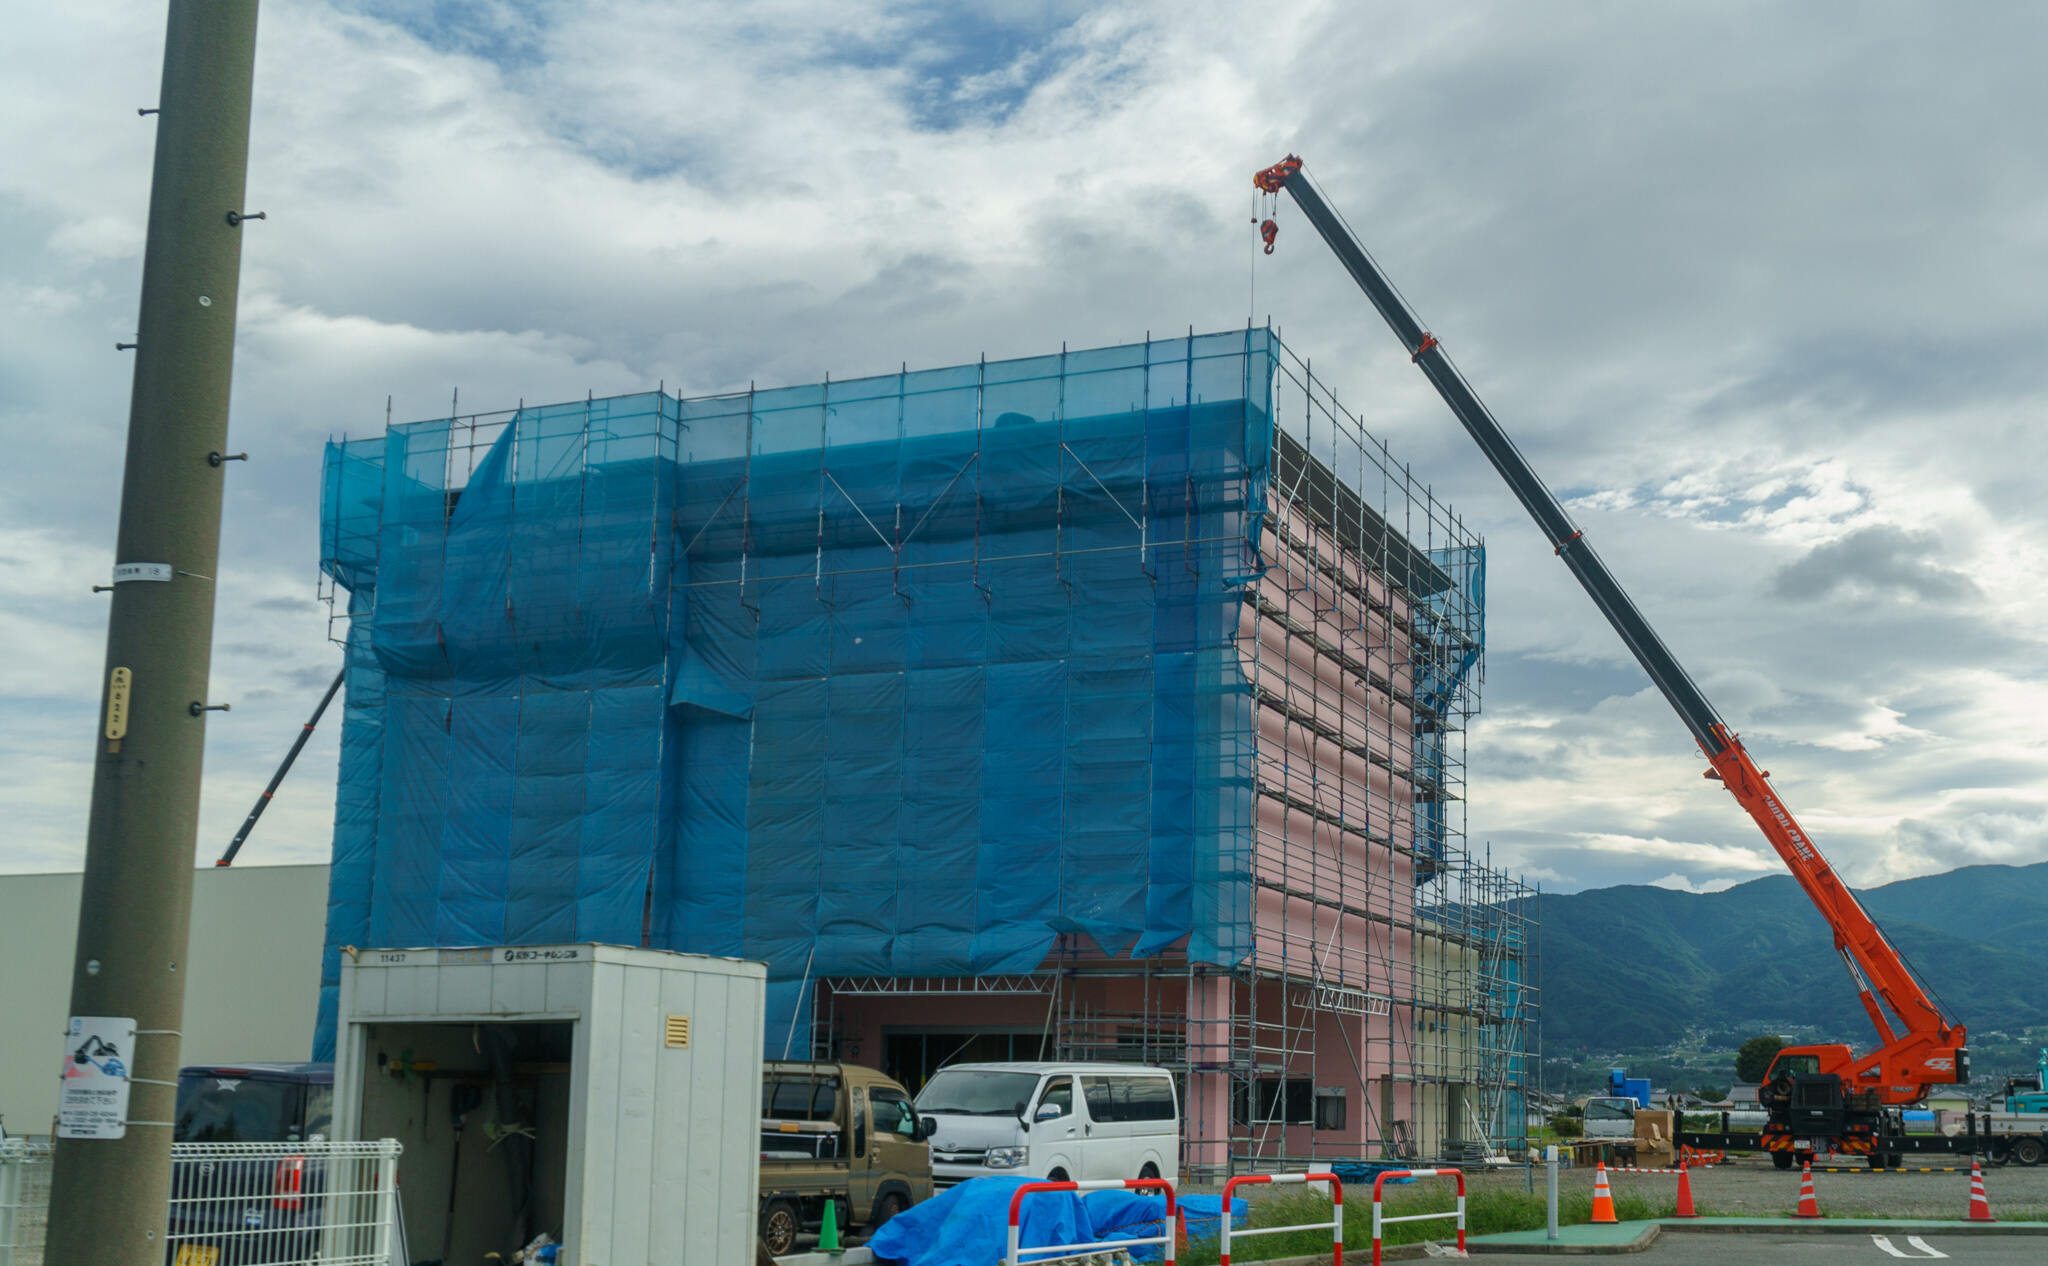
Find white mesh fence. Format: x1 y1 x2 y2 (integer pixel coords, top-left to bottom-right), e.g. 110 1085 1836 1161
0 1140 53 1266
0 1139 402 1266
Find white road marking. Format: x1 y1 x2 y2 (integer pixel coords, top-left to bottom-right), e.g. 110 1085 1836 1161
1870 1235 1947 1259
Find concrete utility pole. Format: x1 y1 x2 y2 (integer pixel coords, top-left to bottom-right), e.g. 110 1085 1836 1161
45 3 261 1264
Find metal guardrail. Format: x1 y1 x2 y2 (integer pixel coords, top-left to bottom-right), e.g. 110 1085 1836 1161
1219 1171 1343 1266
1 1139 402 1266
1370 1168 1465 1266
1005 1178 1178 1266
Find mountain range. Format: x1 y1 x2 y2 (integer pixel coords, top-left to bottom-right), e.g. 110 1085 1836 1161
1532 861 2048 1052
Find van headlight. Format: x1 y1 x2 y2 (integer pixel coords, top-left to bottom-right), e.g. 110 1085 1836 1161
985 1147 1028 1169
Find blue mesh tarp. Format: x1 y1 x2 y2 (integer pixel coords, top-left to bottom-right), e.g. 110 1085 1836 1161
313 332 1278 1054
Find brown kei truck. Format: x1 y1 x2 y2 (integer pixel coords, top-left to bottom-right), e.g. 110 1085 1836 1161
758 1061 932 1255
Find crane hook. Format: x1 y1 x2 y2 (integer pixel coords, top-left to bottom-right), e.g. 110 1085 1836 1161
1260 219 1279 255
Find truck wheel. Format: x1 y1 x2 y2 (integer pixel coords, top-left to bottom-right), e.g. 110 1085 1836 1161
871 1192 908 1229
1985 1138 2010 1167
1772 1152 1793 1170
759 1200 800 1257
2012 1137 2046 1167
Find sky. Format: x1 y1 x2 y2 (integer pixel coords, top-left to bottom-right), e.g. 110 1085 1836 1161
5 0 2048 896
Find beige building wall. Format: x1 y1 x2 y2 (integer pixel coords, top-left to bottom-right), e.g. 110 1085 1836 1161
0 864 329 1134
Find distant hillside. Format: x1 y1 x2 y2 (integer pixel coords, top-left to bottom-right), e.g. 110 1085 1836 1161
1534 861 2048 1051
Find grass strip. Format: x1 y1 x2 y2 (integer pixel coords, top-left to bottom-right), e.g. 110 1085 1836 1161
1176 1186 1680 1265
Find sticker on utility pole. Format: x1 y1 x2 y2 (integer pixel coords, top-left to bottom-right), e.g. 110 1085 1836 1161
57 1016 136 1139
112 562 173 584
105 667 132 741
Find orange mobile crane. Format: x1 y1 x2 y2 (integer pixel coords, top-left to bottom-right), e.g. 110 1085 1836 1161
1254 155 1970 1169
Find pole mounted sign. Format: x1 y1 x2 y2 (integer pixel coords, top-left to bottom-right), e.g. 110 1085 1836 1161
57 1016 136 1140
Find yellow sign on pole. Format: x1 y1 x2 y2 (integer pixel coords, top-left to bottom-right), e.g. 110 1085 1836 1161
105 667 131 745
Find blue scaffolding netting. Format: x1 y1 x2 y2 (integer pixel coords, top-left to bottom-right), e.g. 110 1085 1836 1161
314 331 1299 1055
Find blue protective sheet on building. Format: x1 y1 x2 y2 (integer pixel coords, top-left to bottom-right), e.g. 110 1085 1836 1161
312 332 1294 1053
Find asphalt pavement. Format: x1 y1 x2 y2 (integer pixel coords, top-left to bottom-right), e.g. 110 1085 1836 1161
1477 1230 2048 1264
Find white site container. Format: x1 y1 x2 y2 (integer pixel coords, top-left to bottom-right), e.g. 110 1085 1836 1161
334 944 765 1266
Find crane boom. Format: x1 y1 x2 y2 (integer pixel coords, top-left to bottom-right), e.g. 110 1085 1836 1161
1254 155 1966 1109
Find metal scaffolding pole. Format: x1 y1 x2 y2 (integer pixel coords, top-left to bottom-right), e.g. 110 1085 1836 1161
46 3 262 1264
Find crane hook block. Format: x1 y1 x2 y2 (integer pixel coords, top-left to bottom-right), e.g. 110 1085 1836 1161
1253 154 1303 193
1260 219 1280 254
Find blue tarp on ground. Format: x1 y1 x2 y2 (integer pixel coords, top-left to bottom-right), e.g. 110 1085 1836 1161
312 333 1278 1054
865 1179 1203 1266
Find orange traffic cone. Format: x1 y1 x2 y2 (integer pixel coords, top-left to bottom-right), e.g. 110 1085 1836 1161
1590 1163 1618 1224
1967 1157 1995 1222
1674 1160 1697 1219
1792 1160 1822 1219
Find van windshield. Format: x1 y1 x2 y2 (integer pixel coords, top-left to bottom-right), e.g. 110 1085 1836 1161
915 1070 1042 1116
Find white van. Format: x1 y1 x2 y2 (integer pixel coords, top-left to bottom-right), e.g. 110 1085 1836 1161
912 1062 1178 1188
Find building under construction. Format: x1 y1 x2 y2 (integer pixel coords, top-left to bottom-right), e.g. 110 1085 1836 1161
315 327 1537 1175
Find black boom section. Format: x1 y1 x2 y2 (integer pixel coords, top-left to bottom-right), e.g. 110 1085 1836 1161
1279 169 1729 755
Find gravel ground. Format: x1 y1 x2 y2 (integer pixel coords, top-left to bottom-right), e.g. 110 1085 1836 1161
1466 1154 2048 1220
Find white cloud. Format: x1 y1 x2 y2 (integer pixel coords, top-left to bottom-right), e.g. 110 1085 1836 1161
1647 872 1741 895
6 0 2048 904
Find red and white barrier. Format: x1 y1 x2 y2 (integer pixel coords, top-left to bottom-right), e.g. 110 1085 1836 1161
1004 1177 1177 1266
1219 1172 1343 1266
1371 1168 1466 1266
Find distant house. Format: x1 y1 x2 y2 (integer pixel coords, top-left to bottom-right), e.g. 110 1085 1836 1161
1725 1082 1762 1106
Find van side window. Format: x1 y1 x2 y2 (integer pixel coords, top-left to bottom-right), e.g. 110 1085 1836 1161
1121 1076 1174 1122
1080 1076 1119 1123
302 1084 333 1140
1038 1076 1074 1116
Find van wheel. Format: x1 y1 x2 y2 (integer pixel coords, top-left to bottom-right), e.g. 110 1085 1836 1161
1139 1163 1160 1181
1048 1168 1070 1183
759 1200 799 1257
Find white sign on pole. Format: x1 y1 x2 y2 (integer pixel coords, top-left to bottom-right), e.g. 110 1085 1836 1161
57 1016 136 1139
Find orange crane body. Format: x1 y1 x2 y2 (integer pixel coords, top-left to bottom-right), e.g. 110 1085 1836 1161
1254 155 1966 1158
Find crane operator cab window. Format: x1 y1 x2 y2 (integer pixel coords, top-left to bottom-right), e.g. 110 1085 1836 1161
1775 1054 1821 1077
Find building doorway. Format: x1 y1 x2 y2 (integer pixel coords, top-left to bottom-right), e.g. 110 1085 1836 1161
880 1029 1052 1094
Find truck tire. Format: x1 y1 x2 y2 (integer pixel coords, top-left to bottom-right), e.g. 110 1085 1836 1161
1772 1152 1793 1170
871 1192 908 1229
1986 1138 2011 1167
2012 1136 2046 1167
759 1200 800 1257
